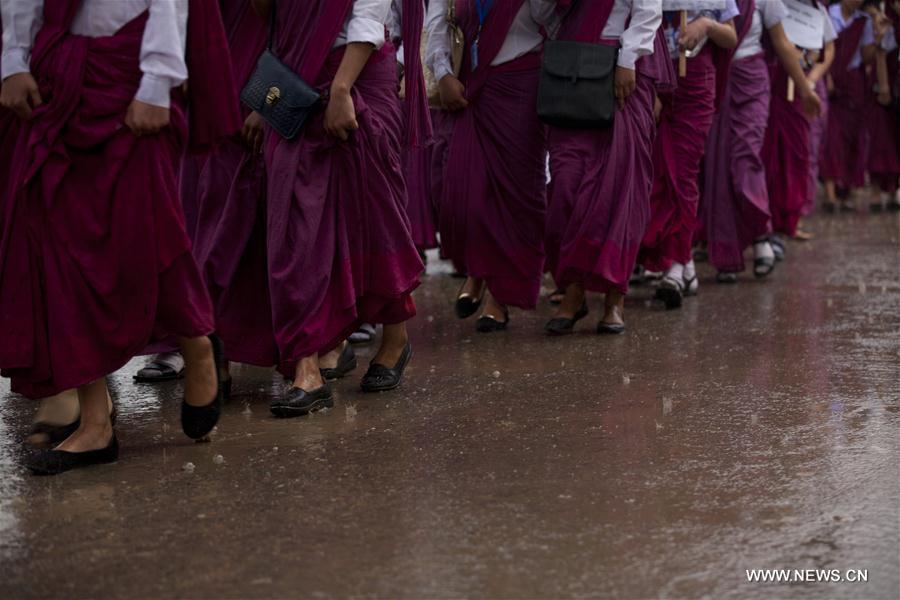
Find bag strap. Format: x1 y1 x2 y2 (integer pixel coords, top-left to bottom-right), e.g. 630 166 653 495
268 0 277 51
550 0 581 41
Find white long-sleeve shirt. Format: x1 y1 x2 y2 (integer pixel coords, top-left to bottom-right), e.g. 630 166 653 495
425 0 554 81
334 0 392 49
1 0 188 108
426 0 660 80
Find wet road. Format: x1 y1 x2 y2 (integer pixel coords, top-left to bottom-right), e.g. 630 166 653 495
1 214 899 599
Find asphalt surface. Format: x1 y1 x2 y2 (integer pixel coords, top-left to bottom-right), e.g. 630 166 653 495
1 213 898 599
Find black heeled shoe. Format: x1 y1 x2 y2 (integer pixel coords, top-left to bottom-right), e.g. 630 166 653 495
26 434 119 476
320 343 358 381
545 302 588 336
597 320 626 335
455 284 485 319
181 334 225 440
270 385 334 418
360 343 412 393
475 309 509 333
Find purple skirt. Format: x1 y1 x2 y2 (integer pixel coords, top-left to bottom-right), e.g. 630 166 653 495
701 54 772 273
546 75 656 295
439 53 547 309
265 50 422 374
820 67 867 187
641 52 717 271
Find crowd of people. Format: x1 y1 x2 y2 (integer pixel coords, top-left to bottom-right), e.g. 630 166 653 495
0 0 897 476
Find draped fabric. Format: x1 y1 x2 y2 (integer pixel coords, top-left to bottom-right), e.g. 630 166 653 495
185 1 276 366
0 4 223 398
439 1 547 308
640 48 717 271
700 54 772 273
264 1 422 372
819 16 867 186
762 60 812 237
545 0 655 295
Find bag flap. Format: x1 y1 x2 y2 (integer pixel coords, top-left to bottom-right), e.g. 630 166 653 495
249 51 320 110
542 41 617 80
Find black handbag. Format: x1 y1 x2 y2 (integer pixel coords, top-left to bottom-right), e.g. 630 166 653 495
240 1 321 140
537 40 619 129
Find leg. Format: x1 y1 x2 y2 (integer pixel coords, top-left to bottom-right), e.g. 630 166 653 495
455 276 486 319
545 283 589 336
597 291 626 335
475 291 509 333
26 390 81 447
360 322 413 393
56 378 114 453
179 336 217 408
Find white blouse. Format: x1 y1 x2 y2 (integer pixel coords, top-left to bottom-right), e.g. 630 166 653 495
1 0 187 108
334 0 392 50
425 0 660 82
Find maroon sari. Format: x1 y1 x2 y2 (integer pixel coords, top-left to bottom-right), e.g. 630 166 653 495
439 0 549 309
0 0 238 398
264 1 425 373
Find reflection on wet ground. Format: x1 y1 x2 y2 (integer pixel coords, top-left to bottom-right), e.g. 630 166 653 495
1 214 898 598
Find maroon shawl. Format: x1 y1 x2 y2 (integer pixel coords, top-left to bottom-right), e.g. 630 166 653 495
455 0 527 99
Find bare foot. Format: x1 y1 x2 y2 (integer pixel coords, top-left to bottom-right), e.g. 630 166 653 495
293 355 325 391
371 323 409 367
319 342 346 370
477 292 508 323
181 337 217 408
602 291 625 326
554 283 586 320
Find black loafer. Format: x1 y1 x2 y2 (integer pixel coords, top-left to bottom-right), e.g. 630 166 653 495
545 303 589 336
360 343 412 393
596 321 626 335
455 293 483 319
475 310 509 333
270 385 334 418
320 343 358 381
181 334 225 440
26 435 119 476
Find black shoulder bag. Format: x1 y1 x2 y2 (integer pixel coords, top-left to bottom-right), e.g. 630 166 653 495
536 1 619 129
240 0 322 140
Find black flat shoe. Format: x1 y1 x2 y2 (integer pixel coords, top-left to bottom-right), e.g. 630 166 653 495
181 334 225 440
455 289 484 319
545 303 588 336
360 343 412 393
26 435 119 476
320 344 358 381
270 385 334 418
597 321 626 335
475 310 509 333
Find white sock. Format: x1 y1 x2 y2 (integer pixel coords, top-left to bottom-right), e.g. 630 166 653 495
683 260 696 281
753 240 774 261
665 262 684 281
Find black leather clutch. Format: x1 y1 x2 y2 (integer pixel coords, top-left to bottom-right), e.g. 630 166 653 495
241 49 321 141
240 1 321 140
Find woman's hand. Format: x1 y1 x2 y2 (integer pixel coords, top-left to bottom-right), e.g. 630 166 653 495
242 111 265 153
799 84 822 118
324 87 359 141
438 75 468 111
678 17 710 52
0 73 42 120
615 67 636 109
125 100 170 136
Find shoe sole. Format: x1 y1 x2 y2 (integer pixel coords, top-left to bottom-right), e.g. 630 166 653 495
597 324 625 335
270 396 334 418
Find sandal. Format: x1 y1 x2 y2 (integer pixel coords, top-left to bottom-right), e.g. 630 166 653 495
133 352 185 383
349 324 377 345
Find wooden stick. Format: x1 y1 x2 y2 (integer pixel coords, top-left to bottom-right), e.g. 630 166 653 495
787 77 795 102
678 10 687 77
